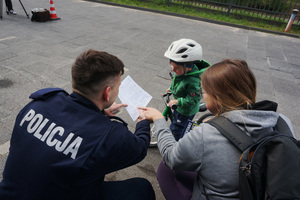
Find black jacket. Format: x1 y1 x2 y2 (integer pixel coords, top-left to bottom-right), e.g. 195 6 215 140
0 88 150 200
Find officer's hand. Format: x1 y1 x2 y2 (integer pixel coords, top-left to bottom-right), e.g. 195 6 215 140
104 102 128 116
137 107 146 122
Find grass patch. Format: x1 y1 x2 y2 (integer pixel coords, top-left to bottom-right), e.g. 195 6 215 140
97 0 300 36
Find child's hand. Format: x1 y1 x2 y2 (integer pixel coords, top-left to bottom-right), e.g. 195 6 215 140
168 100 178 108
166 89 171 93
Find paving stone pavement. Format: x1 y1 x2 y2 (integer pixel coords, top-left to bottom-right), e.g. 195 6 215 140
0 0 299 199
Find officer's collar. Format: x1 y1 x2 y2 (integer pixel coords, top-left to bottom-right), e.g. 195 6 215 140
70 92 128 126
70 92 102 113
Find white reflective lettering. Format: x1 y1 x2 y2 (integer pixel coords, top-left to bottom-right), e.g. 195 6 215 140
63 137 83 159
20 109 35 126
33 118 49 139
40 122 56 142
46 126 64 147
27 114 43 134
22 109 83 159
55 133 74 152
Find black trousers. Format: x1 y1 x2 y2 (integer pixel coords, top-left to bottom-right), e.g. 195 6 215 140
99 178 156 200
5 0 13 11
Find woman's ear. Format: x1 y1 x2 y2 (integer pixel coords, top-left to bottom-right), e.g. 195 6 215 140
103 86 111 102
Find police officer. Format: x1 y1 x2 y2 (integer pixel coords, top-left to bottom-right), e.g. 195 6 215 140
0 49 155 200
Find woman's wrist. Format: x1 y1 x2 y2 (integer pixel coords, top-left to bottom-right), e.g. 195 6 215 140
153 114 164 122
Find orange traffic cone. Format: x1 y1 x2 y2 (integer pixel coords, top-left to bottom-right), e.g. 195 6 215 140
49 0 60 20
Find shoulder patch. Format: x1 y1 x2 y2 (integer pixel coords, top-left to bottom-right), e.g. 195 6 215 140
30 88 68 100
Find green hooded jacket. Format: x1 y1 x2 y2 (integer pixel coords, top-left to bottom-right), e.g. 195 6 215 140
169 65 207 116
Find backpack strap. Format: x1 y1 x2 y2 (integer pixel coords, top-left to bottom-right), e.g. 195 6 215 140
275 116 293 136
208 117 254 152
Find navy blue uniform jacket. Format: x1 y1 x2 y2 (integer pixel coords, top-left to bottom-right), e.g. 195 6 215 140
0 88 151 200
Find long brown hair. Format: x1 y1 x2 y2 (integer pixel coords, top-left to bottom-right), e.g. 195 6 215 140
201 59 257 116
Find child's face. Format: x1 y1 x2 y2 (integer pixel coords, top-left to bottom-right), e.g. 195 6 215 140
170 62 185 76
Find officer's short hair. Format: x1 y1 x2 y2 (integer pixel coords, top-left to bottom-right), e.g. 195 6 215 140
72 49 124 96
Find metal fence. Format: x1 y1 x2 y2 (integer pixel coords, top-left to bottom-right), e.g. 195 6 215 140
166 0 300 24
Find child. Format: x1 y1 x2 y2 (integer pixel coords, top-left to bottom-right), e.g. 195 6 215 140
164 38 209 141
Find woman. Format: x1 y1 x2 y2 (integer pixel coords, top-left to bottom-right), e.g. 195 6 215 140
141 59 294 200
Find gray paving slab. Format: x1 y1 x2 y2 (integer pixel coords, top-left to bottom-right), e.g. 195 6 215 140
0 0 300 199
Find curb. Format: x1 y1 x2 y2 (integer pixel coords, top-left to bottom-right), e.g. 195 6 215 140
85 0 300 39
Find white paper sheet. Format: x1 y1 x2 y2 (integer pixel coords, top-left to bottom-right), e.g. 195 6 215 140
118 75 152 121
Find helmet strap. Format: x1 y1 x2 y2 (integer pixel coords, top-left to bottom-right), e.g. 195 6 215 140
170 60 193 75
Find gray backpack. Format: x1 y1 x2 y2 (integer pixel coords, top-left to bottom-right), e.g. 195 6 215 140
208 116 300 200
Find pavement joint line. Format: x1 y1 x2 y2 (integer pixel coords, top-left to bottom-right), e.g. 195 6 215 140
0 36 16 42
0 141 10 155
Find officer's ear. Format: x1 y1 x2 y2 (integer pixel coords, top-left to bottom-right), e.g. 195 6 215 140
103 86 111 102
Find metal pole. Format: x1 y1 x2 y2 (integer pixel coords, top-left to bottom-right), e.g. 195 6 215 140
285 9 299 32
19 0 30 18
227 0 233 15
0 0 3 19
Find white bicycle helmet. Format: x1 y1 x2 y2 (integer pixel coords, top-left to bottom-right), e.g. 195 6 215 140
164 38 203 63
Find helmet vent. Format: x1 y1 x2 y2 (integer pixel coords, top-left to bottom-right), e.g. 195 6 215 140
187 43 195 47
177 48 188 54
169 44 174 51
181 55 188 58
